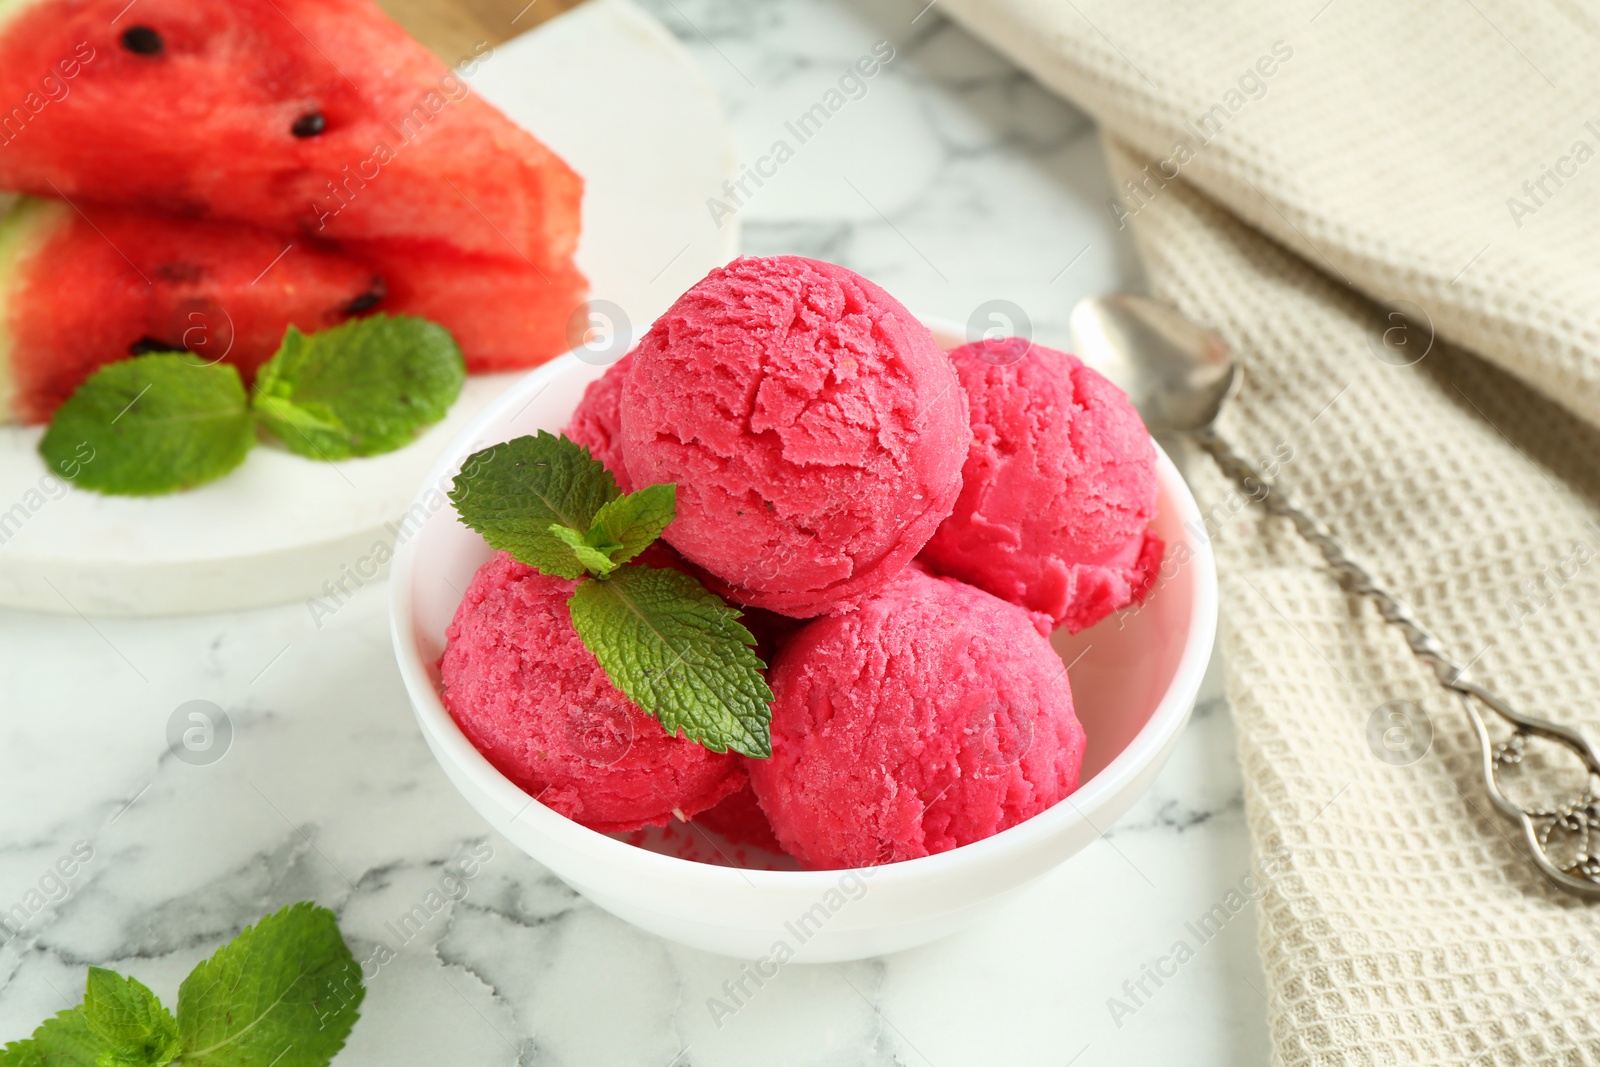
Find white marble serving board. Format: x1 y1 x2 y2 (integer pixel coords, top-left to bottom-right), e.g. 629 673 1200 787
0 0 737 617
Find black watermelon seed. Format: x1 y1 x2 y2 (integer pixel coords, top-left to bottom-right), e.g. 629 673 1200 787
343 278 387 315
129 336 176 355
292 112 327 138
343 292 382 314
121 26 164 55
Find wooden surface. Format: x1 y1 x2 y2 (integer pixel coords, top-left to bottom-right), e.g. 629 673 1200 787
374 0 588 61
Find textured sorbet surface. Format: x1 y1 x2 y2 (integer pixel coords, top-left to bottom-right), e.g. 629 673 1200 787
921 339 1162 633
564 352 634 491
749 565 1085 869
619 255 970 618
439 552 741 833
694 776 786 855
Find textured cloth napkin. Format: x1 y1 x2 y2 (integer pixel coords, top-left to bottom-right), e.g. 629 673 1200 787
937 1 1600 1062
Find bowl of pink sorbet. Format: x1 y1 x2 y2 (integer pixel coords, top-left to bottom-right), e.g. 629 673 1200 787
390 317 1218 963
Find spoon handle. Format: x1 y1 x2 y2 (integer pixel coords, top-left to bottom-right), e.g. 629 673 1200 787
1192 426 1600 898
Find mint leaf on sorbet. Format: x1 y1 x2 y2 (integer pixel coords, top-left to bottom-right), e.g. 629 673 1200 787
549 523 621 576
252 315 464 460
449 431 620 580
81 969 180 1066
0 1007 109 1067
39 355 254 496
450 433 774 755
176 902 362 1067
568 563 773 758
587 483 676 568
548 483 676 576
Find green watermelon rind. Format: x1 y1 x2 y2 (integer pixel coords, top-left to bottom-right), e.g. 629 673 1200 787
0 0 44 35
0 196 69 423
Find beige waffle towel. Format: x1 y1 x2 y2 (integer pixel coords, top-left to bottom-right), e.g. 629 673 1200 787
938 0 1600 1061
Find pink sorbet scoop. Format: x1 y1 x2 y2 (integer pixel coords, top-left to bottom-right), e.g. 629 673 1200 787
440 552 742 833
749 564 1085 869
619 256 970 618
920 338 1162 633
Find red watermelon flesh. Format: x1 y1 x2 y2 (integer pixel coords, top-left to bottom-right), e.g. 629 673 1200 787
347 239 586 374
0 198 380 424
0 0 582 267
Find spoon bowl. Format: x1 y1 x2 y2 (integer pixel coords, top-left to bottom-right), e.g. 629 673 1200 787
1069 294 1240 435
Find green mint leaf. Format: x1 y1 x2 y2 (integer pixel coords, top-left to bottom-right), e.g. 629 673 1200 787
81 969 179 1067
38 356 253 496
252 315 464 460
587 483 676 567
448 432 620 580
549 524 619 575
0 1008 108 1067
568 564 773 757
176 902 363 1067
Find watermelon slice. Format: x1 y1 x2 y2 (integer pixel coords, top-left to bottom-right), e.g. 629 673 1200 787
0 197 380 424
0 0 582 267
347 239 586 374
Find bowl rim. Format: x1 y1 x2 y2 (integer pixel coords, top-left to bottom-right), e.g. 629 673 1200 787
389 326 1219 891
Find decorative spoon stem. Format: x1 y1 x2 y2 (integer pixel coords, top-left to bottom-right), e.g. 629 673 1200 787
1193 426 1600 898
1072 294 1600 899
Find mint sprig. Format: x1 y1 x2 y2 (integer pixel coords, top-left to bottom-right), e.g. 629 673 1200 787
450 433 774 758
253 315 464 460
38 356 253 496
38 315 465 496
0 903 362 1067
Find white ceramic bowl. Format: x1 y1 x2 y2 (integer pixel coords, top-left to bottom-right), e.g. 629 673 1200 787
390 322 1219 962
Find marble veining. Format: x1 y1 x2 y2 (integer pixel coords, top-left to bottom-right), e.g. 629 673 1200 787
0 0 1269 1063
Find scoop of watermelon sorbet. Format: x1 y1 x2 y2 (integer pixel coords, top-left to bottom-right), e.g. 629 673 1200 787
619 256 970 618
748 564 1084 870
440 552 742 833
563 353 634 491
920 338 1163 633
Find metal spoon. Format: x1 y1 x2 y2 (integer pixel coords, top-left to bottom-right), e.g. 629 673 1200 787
1070 293 1600 899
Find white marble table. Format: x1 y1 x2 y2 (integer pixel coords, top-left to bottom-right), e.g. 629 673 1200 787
0 0 1272 1062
